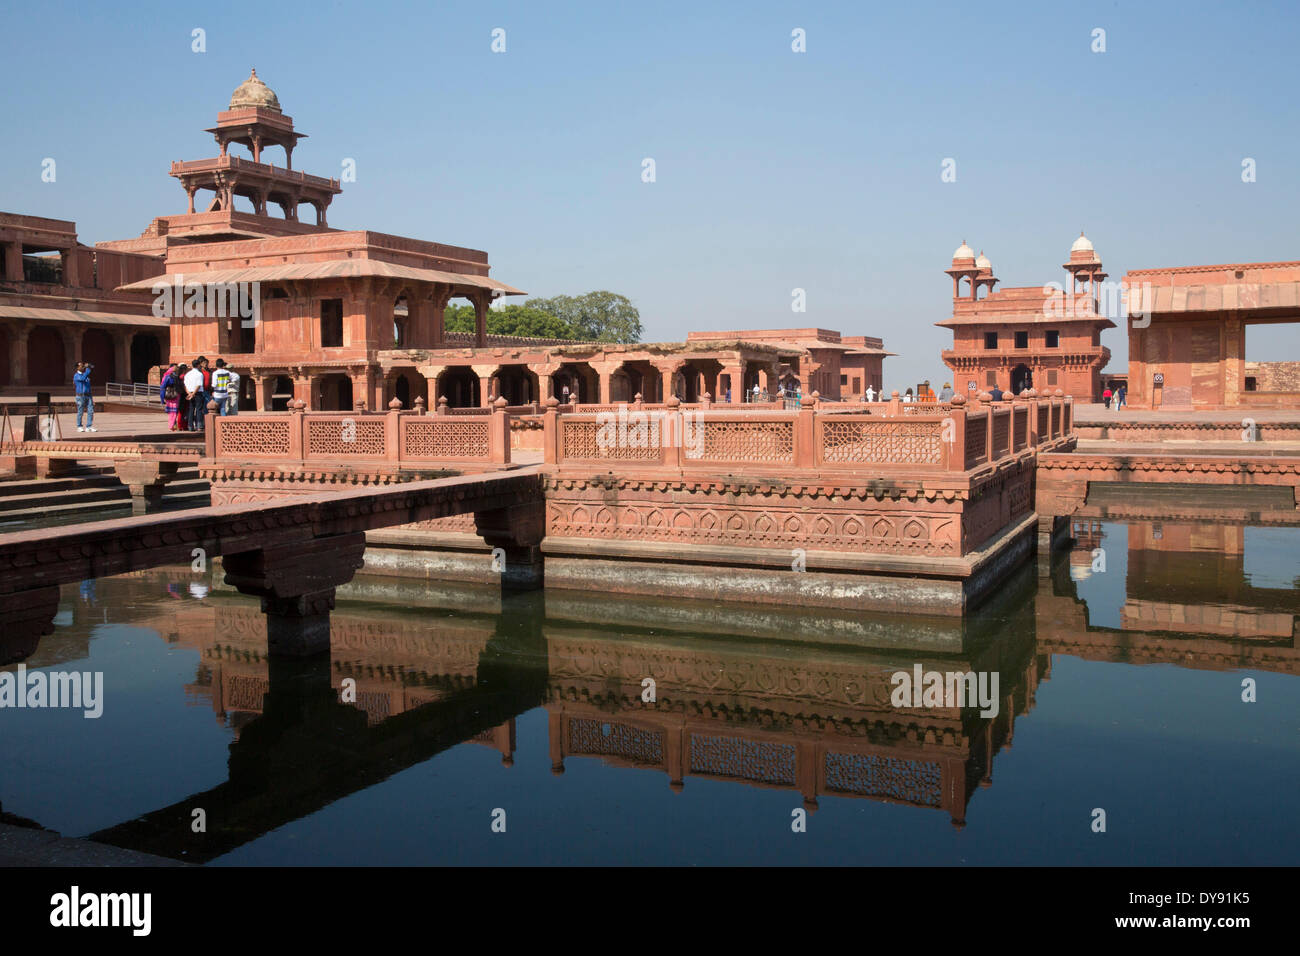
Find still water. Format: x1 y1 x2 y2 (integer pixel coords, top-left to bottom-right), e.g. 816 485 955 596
1 518 1297 865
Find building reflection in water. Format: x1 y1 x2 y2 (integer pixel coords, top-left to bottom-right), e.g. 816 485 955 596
3 510 1296 862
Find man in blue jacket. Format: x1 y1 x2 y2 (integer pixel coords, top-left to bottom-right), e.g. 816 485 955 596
73 362 96 433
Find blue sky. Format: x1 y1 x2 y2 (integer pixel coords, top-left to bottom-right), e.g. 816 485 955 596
2 0 1297 387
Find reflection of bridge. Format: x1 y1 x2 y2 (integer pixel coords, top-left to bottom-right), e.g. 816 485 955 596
0 468 545 663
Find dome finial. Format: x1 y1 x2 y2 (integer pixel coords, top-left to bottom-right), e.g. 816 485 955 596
230 68 281 112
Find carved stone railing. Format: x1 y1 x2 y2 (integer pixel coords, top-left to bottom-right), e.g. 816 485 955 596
545 392 1074 472
207 399 510 465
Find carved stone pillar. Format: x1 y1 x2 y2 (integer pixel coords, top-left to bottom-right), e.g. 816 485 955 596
222 532 366 657
114 460 180 515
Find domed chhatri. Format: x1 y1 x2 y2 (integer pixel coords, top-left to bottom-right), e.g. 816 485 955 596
952 240 976 261
229 68 281 112
1070 230 1094 254
975 251 992 272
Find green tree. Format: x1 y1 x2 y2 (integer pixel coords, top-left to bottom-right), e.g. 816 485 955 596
525 291 643 343
442 302 584 339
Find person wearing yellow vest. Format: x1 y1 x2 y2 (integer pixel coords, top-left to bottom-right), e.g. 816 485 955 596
211 359 234 416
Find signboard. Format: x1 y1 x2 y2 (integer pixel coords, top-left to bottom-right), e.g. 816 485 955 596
967 380 977 391
1153 372 1164 386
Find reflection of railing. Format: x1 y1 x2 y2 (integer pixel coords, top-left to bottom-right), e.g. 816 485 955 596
208 402 510 464
547 395 1074 471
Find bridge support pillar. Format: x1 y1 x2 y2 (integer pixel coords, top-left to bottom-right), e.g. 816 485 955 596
223 532 366 657
114 460 180 515
475 500 546 592
0 586 60 665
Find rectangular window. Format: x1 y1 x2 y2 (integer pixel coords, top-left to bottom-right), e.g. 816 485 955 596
840 374 848 386
320 298 344 348
984 332 998 349
1047 370 1058 386
1092 330 1101 347
1014 331 1028 349
852 376 861 393
1045 330 1060 348
986 370 997 387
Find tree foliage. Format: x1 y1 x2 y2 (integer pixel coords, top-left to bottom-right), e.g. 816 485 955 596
440 291 643 343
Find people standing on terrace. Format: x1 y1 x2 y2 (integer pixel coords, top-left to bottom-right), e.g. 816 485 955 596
73 362 96 433
1116 383 1126 411
1102 384 1113 409
989 384 1005 402
184 361 206 431
210 359 234 416
225 365 241 415
163 369 182 431
939 382 954 401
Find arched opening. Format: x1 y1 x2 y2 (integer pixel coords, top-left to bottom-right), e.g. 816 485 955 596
742 365 766 400
393 294 410 347
26 326 66 386
130 333 162 383
438 366 480 408
271 375 294 411
679 359 722 402
612 360 657 402
494 365 537 405
1011 364 1033 395
554 362 597 404
82 329 116 385
395 374 410 408
314 373 353 411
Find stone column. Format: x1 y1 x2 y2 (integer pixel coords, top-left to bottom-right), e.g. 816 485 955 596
473 293 489 348
653 360 684 403
721 365 743 403
430 288 451 347
114 332 131 384
114 460 180 515
9 323 28 387
3 241 24 282
537 365 556 402
472 364 496 407
418 364 445 405
222 532 367 657
60 247 80 288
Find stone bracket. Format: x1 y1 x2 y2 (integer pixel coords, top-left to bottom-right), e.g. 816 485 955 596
223 532 366 657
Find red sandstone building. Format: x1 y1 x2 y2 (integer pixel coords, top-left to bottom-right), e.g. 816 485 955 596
12 71 892 406
0 213 167 394
1124 260 1300 409
938 235 1113 401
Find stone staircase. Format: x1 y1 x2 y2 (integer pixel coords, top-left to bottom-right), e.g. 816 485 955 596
0 463 209 529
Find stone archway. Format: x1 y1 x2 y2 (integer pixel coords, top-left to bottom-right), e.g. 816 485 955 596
554 362 597 404
26 326 65 387
385 366 427 410
493 365 537 406
315 373 353 411
82 329 116 384
438 366 479 408
130 333 162 383
1011 364 1033 395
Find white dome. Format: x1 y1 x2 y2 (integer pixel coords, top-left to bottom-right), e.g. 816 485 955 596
952 241 975 260
975 252 992 271
1071 232 1094 253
